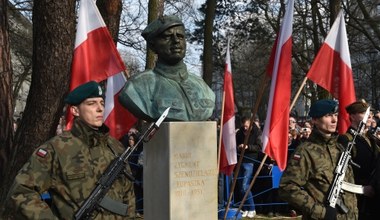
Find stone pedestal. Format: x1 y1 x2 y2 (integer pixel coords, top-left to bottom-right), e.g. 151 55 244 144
144 121 218 220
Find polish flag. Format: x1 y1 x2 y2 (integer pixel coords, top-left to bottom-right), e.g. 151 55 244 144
220 39 237 176
67 0 136 139
306 11 355 134
262 0 294 171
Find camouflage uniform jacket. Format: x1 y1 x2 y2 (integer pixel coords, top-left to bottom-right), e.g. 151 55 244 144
279 129 358 220
8 118 136 219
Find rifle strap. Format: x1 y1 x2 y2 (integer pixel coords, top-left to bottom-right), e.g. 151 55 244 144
99 196 128 216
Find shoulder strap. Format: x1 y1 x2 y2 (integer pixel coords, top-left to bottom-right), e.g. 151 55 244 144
344 132 354 142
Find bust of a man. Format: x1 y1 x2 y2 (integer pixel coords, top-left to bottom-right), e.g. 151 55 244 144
119 15 215 122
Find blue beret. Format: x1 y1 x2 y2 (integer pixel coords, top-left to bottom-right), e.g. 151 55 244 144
308 99 338 118
65 81 104 105
141 15 184 41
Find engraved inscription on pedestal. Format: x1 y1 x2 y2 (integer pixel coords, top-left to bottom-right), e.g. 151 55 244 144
144 122 217 220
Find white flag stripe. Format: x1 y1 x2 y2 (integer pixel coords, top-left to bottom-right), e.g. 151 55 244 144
325 11 351 68
75 0 106 48
222 116 237 164
104 72 126 119
262 0 294 149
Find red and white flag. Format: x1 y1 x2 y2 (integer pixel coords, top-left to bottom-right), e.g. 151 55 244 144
220 39 237 176
67 0 136 139
262 0 294 171
306 11 356 134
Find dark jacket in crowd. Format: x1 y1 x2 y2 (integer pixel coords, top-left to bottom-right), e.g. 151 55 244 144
236 123 262 163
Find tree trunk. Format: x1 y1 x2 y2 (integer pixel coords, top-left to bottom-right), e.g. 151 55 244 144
0 0 77 209
96 0 122 44
0 0 14 211
329 0 340 27
202 0 216 86
145 0 164 70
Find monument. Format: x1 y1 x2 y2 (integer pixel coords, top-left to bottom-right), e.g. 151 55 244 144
144 122 217 219
119 15 218 219
118 15 215 122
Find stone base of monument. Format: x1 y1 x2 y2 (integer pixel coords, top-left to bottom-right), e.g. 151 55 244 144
144 121 217 220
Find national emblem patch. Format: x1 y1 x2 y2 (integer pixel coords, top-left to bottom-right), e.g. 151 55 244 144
36 148 48 158
293 154 301 161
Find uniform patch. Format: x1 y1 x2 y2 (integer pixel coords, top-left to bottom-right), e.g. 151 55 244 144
36 148 48 158
293 154 301 161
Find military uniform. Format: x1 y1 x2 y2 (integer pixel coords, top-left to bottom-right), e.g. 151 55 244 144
279 99 358 220
7 81 136 219
279 129 358 219
339 128 379 185
7 118 136 219
338 100 380 220
7 119 135 219
372 157 380 215
119 61 215 121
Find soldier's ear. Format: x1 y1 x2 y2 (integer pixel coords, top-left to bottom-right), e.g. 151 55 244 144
70 105 80 117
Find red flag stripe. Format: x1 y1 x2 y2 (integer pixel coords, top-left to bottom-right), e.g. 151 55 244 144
104 73 137 139
70 27 126 89
67 0 137 138
220 40 237 176
262 0 294 171
263 38 292 171
306 11 355 134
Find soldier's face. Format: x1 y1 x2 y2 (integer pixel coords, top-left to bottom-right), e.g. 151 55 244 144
350 112 370 128
71 97 105 128
312 113 338 136
153 26 186 65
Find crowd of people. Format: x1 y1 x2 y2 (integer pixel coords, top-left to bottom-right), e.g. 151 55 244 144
8 87 380 220
224 99 380 220
5 11 380 220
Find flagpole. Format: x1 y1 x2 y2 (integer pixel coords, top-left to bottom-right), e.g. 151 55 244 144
217 91 226 169
290 77 308 110
234 154 268 219
233 82 301 218
233 99 299 218
123 69 130 79
223 74 270 220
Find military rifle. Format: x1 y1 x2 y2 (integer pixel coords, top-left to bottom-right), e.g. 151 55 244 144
74 107 170 220
326 107 370 213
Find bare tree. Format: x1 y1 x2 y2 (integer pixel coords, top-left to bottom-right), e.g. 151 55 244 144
0 0 77 211
0 0 14 211
202 0 216 86
97 0 123 44
145 0 164 69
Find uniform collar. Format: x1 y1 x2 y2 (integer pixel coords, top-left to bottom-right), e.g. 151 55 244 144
71 117 109 148
154 61 188 82
309 128 338 146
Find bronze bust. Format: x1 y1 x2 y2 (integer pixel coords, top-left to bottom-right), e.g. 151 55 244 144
119 15 215 122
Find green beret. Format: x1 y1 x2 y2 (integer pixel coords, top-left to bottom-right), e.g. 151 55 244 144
141 15 184 41
345 100 369 114
65 81 104 105
308 99 338 118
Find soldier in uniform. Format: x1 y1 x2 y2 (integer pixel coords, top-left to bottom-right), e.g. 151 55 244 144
7 81 136 219
338 100 379 220
279 99 358 220
372 157 380 215
119 15 215 122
